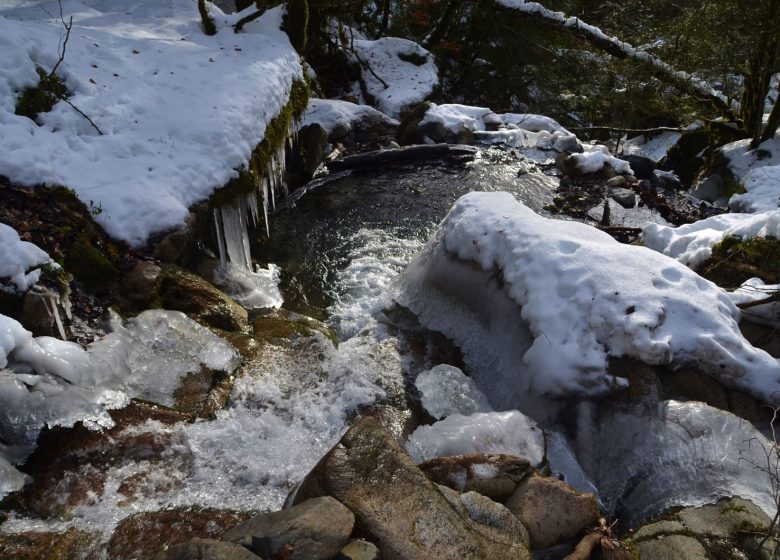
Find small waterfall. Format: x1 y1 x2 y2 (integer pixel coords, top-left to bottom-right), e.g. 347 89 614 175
213 121 297 269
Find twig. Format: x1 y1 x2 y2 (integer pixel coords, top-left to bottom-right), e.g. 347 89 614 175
59 97 103 135
50 0 72 77
348 25 389 89
233 4 266 33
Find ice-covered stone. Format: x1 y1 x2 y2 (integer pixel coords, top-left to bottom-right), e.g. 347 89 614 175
414 364 492 419
212 262 284 310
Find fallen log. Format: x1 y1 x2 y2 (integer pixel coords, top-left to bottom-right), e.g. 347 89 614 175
325 144 477 172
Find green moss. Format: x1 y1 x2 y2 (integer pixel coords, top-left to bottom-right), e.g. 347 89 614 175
284 0 309 53
15 68 68 121
64 234 118 294
209 78 310 207
700 235 780 288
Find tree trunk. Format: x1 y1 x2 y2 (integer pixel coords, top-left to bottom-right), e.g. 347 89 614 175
422 0 460 49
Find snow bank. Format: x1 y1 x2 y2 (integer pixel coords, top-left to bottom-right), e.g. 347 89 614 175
396 192 780 406
0 223 55 292
643 210 780 267
415 364 492 419
351 37 438 118
726 136 780 214
299 98 398 137
0 310 238 481
421 103 496 133
406 411 545 467
569 151 632 174
0 1 302 247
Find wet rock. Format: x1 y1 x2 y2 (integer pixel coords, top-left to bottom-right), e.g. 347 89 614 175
109 508 254 560
157 538 261 560
0 528 102 560
336 539 380 560
505 473 599 549
630 520 686 541
294 123 329 179
606 175 627 188
19 284 68 338
223 496 354 560
610 187 636 209
395 101 432 145
624 154 656 180
676 498 771 540
160 264 248 331
634 534 708 560
291 416 531 560
438 485 530 549
120 260 162 308
418 453 533 501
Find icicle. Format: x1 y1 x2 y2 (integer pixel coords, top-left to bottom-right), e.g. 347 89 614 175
269 156 277 211
214 208 227 266
219 202 251 270
247 190 260 228
261 175 270 238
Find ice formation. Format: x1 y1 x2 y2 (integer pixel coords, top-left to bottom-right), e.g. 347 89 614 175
212 262 284 310
395 192 780 410
0 223 55 292
729 277 780 327
349 37 439 118
0 309 238 497
0 2 302 246
414 364 492 419
580 400 778 526
406 411 546 468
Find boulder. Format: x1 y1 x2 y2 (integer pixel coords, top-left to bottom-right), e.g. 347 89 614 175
610 187 636 209
291 416 531 560
19 284 68 338
0 528 101 560
295 123 329 179
504 473 599 549
160 264 248 331
418 453 533 501
675 498 771 540
624 154 656 180
223 496 354 560
689 174 725 203
336 539 380 560
120 260 162 309
157 538 261 560
634 534 708 560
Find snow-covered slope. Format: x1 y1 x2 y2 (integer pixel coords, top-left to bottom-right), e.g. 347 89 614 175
0 1 302 246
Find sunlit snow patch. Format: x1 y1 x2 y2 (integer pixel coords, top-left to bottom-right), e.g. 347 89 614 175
395 191 780 412
729 277 780 327
0 223 56 292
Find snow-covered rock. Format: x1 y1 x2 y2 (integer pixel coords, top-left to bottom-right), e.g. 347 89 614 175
729 277 780 327
0 223 55 292
350 37 438 119
299 98 398 139
396 191 780 410
0 1 302 247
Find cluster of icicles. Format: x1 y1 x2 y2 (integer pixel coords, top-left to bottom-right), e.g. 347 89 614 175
212 122 298 270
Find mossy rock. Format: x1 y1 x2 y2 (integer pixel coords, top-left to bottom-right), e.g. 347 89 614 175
15 68 68 122
252 308 337 346
0 528 101 560
160 264 248 331
699 235 780 288
64 234 118 294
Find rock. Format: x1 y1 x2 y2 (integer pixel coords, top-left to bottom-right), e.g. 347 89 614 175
689 174 724 203
552 134 583 154
0 528 102 560
610 187 636 209
160 264 248 331
630 520 686 541
438 485 530 549
295 123 329 179
634 534 709 560
624 154 656 179
396 101 432 145
19 284 68 338
291 416 531 560
606 175 627 188
223 496 354 560
109 508 254 560
483 112 503 131
504 473 599 549
418 453 533 501
120 260 162 308
336 539 380 560
676 497 771 539
157 538 261 560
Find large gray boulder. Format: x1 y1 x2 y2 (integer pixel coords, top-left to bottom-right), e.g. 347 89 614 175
291 416 531 560
157 538 261 560
223 497 354 560
505 473 599 549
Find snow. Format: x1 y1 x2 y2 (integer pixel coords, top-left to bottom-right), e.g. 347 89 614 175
644 134 780 265
0 1 302 247
396 191 780 407
421 103 496 133
643 211 780 267
729 277 780 327
569 151 632 174
0 223 55 292
621 131 682 163
212 262 283 310
414 364 492 419
299 98 398 136
0 309 239 489
350 37 438 119
500 113 571 134
405 410 545 467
